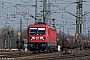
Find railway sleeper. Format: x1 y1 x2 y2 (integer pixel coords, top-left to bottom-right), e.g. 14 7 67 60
64 48 72 54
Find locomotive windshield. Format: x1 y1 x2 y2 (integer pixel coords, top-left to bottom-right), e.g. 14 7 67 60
30 28 45 35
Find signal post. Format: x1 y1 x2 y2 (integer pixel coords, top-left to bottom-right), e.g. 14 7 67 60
17 32 21 53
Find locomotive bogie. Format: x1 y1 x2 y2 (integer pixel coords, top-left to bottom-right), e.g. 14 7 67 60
27 42 57 53
27 42 47 52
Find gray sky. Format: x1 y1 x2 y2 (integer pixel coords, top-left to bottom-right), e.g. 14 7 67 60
0 0 90 36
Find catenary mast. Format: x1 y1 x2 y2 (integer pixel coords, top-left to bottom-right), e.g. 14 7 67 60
35 0 47 23
76 0 83 50
35 0 54 28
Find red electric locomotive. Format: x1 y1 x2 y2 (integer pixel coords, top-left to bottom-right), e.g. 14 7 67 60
27 23 57 53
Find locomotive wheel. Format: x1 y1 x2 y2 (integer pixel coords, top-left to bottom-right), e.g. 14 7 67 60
45 47 50 53
32 51 37 54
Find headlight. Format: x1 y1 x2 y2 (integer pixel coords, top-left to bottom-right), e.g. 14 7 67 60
40 36 46 40
32 37 35 39
43 37 46 40
40 37 43 39
30 36 35 40
31 39 32 40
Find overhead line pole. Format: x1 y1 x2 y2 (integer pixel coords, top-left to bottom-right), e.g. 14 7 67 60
43 0 46 23
35 0 37 23
76 0 83 50
51 0 84 50
20 18 22 41
35 0 47 23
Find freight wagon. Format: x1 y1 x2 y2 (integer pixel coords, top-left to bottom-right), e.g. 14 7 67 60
57 37 90 52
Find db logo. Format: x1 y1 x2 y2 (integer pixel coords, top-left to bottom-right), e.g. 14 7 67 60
36 37 39 40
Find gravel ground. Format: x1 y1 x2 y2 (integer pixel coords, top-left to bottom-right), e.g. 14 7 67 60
0 49 90 60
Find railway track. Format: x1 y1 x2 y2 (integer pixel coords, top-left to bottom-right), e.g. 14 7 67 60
15 49 90 60
0 50 32 59
0 49 90 60
14 51 90 60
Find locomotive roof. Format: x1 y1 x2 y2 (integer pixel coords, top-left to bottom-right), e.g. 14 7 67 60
29 23 49 27
28 23 56 31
